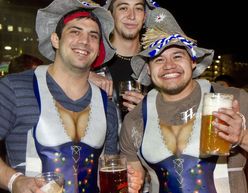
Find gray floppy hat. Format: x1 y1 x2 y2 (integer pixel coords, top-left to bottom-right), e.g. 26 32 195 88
131 7 214 86
104 0 160 12
36 0 115 65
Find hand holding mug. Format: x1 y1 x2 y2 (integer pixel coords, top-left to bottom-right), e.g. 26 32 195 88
200 93 234 156
212 99 245 148
99 154 128 193
35 172 64 193
118 80 147 119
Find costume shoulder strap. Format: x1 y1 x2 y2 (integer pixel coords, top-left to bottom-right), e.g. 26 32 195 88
142 95 148 129
100 89 108 114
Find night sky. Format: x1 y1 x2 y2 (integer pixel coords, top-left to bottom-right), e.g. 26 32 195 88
9 0 248 61
156 0 247 61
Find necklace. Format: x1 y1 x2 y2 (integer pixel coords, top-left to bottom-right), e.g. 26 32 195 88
115 53 132 61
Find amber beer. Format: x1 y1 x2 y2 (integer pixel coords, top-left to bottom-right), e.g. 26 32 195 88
99 155 128 193
200 93 234 156
99 167 128 193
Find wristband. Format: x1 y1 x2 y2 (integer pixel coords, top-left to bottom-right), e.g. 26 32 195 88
7 172 24 192
232 112 246 148
237 112 246 130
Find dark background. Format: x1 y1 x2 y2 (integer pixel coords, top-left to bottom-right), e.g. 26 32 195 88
8 0 248 61
157 0 247 61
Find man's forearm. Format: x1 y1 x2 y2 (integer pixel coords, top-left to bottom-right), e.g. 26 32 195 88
0 158 17 190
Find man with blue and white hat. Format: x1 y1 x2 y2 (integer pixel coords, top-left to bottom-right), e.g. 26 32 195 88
120 7 248 193
0 0 143 192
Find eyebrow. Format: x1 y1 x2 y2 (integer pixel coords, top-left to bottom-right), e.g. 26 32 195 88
173 50 186 54
116 2 145 8
67 26 100 36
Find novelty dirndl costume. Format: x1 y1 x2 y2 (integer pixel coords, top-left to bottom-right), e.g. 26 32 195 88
138 79 230 193
26 65 107 193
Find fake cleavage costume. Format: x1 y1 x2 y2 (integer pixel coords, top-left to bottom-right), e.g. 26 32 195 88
138 79 230 193
32 66 107 193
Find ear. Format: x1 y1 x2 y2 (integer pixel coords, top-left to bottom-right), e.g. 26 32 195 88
147 64 151 75
51 32 59 49
192 60 197 70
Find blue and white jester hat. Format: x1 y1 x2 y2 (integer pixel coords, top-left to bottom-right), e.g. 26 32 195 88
131 7 214 86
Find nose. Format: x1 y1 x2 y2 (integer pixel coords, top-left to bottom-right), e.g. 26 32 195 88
127 8 135 20
78 32 89 45
162 59 177 70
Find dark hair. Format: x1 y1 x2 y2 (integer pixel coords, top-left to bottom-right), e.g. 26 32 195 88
108 0 146 13
214 75 235 87
8 54 43 74
108 0 116 13
55 8 102 39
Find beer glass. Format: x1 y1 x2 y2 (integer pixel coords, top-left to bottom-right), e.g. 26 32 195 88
118 80 142 119
99 154 128 193
35 172 64 193
200 93 234 157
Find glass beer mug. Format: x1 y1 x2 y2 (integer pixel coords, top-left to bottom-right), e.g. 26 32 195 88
118 80 141 119
99 154 128 193
200 93 234 157
35 172 64 193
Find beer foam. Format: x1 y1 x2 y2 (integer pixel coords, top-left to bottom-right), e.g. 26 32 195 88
40 180 63 193
202 93 233 115
100 167 126 172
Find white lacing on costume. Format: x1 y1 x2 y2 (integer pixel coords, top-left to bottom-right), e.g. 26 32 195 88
71 145 82 173
173 158 184 188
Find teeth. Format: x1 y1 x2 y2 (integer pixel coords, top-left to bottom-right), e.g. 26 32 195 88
74 49 88 55
163 73 179 78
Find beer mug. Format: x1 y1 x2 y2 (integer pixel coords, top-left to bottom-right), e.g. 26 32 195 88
118 80 141 118
200 93 234 157
35 172 64 193
118 80 141 109
99 154 128 193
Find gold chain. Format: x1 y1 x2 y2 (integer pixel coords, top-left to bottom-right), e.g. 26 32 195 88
115 53 132 61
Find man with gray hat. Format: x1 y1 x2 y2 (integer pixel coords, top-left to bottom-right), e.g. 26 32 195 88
120 7 248 193
0 0 143 192
90 0 159 120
